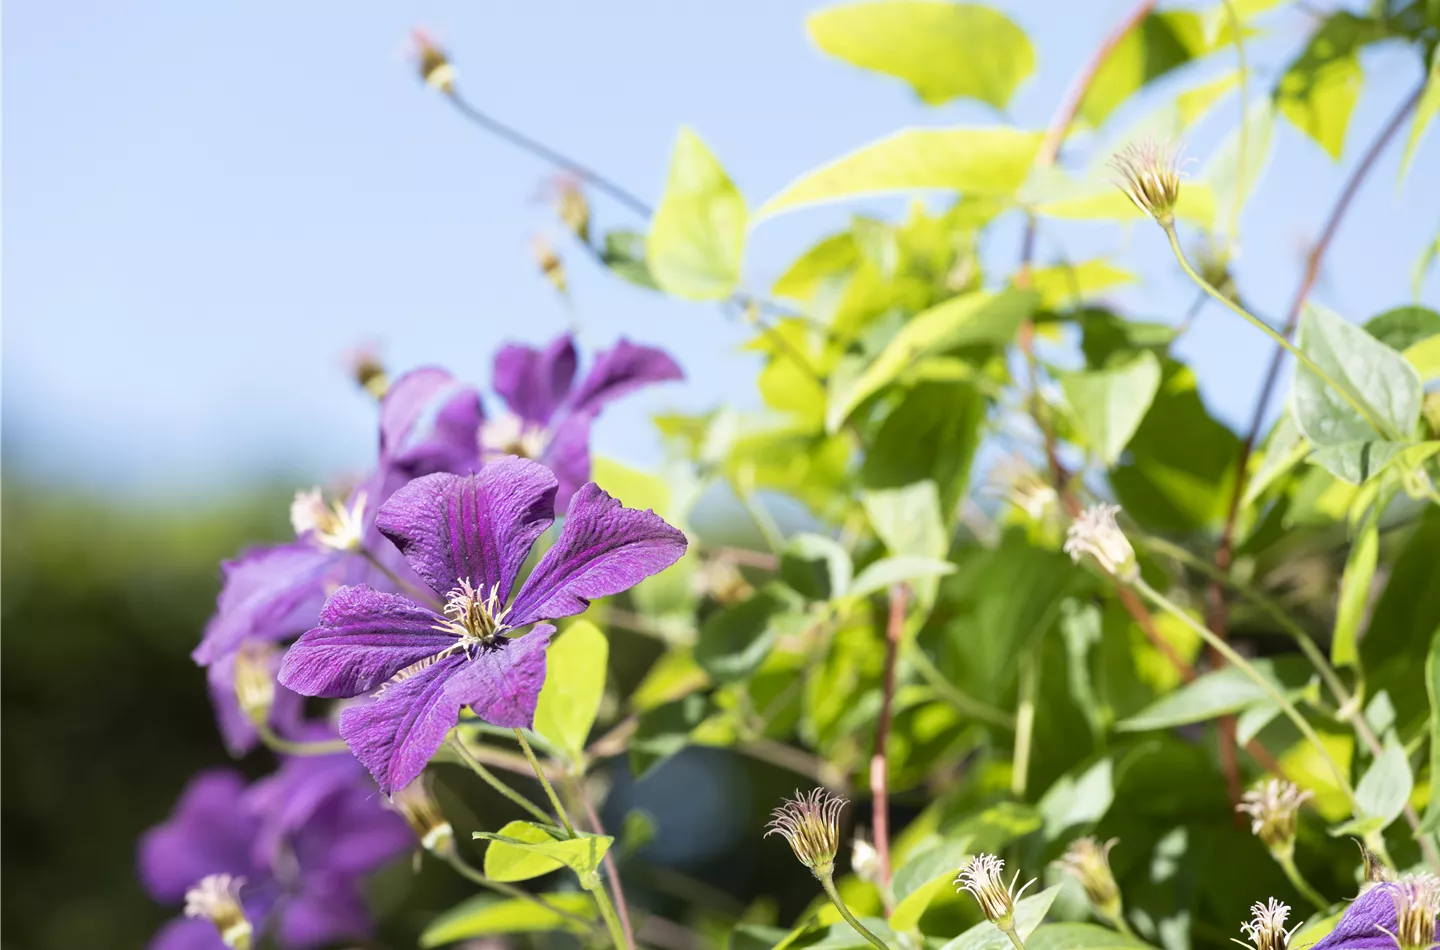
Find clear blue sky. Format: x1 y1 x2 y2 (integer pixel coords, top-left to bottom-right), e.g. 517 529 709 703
5 1 1437 499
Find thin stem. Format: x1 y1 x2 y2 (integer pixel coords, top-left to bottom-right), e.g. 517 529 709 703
515 729 577 838
1012 651 1039 799
739 738 846 789
1001 926 1029 950
573 774 637 950
909 647 1017 729
1107 911 1137 939
256 724 349 756
1221 0 1249 251
588 881 630 950
1131 577 1360 812
870 585 908 908
1163 225 1396 439
1277 852 1330 913
361 548 442 610
448 735 554 825
443 853 602 933
818 872 891 950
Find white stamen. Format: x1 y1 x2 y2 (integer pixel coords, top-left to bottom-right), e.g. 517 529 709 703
184 874 252 949
1063 503 1137 579
479 413 548 461
289 487 367 552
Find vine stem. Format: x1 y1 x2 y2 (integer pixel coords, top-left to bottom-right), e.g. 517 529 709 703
572 775 638 950
515 728 577 838
443 852 603 934
589 882 630 950
448 734 554 825
818 871 891 950
1220 0 1249 252
256 724 349 756
869 584 908 908
1012 652 1038 800
1277 852 1330 913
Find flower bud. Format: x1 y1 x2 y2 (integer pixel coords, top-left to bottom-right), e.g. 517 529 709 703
410 28 455 94
1390 874 1440 950
531 234 568 296
765 788 846 877
1236 780 1311 860
550 176 591 244
1055 837 1122 921
390 776 455 858
1063 503 1137 581
233 642 280 728
1239 898 1299 950
342 344 389 400
1108 138 1185 227
851 830 882 887
184 874 253 950
955 853 1034 932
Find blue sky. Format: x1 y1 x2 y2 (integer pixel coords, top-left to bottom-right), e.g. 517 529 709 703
5 1 1437 499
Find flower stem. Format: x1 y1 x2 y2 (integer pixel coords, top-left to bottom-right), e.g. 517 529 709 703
448 734 553 825
909 647 1017 728
515 728 577 838
1012 651 1039 799
818 871 891 950
1130 578 1360 813
1001 925 1029 950
586 878 630 950
443 852 602 934
869 585 908 907
1277 852 1330 913
256 723 349 756
1104 910 1137 939
570 773 638 950
1161 225 1397 440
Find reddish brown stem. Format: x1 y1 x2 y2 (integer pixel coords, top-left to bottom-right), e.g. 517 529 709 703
870 584 908 908
575 779 637 950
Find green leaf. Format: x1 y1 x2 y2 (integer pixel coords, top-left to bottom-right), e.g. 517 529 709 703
1025 923 1153 950
780 534 853 602
1117 663 1284 731
1028 177 1216 229
646 127 747 300
1422 628 1440 833
694 590 786 682
533 620 608 763
1407 335 1440 382
1362 507 1440 728
1276 12 1377 160
1332 505 1380 668
1400 47 1439 183
479 820 614 883
1060 350 1162 465
1308 440 1440 485
860 380 986 515
1242 413 1306 507
849 556 956 600
629 693 711 776
759 127 1042 218
772 231 859 302
1333 733 1413 835
600 231 659 290
807 2 1035 109
938 886 1061 950
1026 260 1137 312
420 892 596 946
1290 912 1344 950
828 289 1037 431
862 481 947 560
1365 306 1440 351
1291 303 1423 445
1037 757 1116 839
1077 11 1212 128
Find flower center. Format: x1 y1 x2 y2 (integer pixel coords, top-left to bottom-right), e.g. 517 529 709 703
479 414 548 461
290 488 367 552
436 578 510 646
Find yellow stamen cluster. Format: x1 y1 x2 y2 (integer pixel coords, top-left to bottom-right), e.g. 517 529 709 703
765 788 846 876
1389 874 1440 950
184 874 252 950
479 414 548 462
437 578 510 646
233 641 280 727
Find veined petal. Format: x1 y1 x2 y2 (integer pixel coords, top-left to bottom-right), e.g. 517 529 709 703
564 338 682 417
193 543 340 666
138 770 260 902
493 335 578 425
1311 884 1404 950
273 877 372 950
289 780 410 878
509 484 688 625
446 625 554 730
338 653 467 794
205 650 304 757
379 367 483 478
277 586 453 699
541 412 591 510
375 461 556 601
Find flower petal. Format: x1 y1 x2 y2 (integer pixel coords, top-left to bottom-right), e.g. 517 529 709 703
379 367 483 478
273 876 371 950
541 412 592 510
289 781 411 877
277 586 453 699
564 338 683 417
338 653 467 794
137 769 260 902
1311 884 1403 950
205 650 304 757
447 625 554 729
148 916 232 950
375 461 556 600
509 484 688 625
192 543 340 666
493 335 578 425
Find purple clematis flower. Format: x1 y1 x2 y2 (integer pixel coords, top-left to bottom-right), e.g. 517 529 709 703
138 749 409 950
277 456 688 794
483 335 682 507
1311 879 1440 950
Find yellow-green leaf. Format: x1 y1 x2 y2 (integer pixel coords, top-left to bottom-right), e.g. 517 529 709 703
1405 334 1440 381
532 620 608 763
1276 13 1377 160
1027 259 1136 311
1061 350 1162 466
646 127 747 300
772 231 859 301
807 2 1035 109
1332 505 1379 668
419 893 596 946
479 820 614 883
1078 11 1211 129
1401 48 1440 184
759 127 1042 218
1030 179 1216 229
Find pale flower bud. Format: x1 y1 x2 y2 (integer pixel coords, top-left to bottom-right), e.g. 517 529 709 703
390 776 455 858
341 343 389 400
1055 837 1122 920
531 233 568 296
1236 780 1311 859
765 789 846 877
233 642 280 727
1238 898 1299 950
851 830 882 887
1109 138 1186 227
1063 504 1137 580
410 28 455 94
184 874 253 950
955 853 1034 932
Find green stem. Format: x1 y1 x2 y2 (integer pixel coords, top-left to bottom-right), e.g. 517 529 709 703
448 735 554 825
515 728 577 838
909 647 1017 729
587 879 630 950
444 853 602 934
256 724 349 756
818 872 891 950
1277 851 1331 913
1221 0 1248 251
1001 926 1028 950
1162 225 1398 439
1131 577 1360 813
1012 652 1039 799
1106 910 1137 939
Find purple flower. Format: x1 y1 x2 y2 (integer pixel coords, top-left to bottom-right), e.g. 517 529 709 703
1311 879 1440 950
139 748 410 950
484 335 682 507
277 456 688 793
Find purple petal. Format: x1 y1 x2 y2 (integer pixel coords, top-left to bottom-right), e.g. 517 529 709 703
192 543 341 666
138 770 260 902
447 625 554 729
493 335 578 425
338 653 467 794
1312 885 1415 950
245 749 368 869
564 338 682 417
206 650 304 756
541 413 592 510
290 784 411 878
509 484 688 625
278 585 453 699
147 917 229 950
379 367 483 478
375 461 556 601
274 876 372 950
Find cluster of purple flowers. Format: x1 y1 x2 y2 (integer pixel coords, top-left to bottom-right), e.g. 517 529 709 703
140 335 687 948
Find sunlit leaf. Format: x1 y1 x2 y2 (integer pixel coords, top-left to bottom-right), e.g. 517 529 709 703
1077 11 1213 129
1030 178 1216 229
420 893 595 946
1117 662 1286 731
862 480 946 560
1400 46 1439 183
479 820 614 883
1291 303 1423 445
1308 440 1440 485
1026 260 1136 311
647 127 747 300
772 231 859 301
533 620 608 763
1025 923 1152 950
1332 733 1413 835
1276 12 1378 160
849 556 956 600
1060 350 1162 465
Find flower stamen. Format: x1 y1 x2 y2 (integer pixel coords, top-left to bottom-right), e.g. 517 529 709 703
765 788 846 876
435 578 511 647
290 488 368 552
184 873 253 950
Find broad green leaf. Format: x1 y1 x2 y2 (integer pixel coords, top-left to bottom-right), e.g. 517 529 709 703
759 127 1042 218
1177 71 1241 126
772 231 859 302
1290 912 1345 950
694 590 786 682
889 835 975 931
862 481 946 560
647 127 747 300
888 870 954 932
533 620 607 762
1025 923 1153 950
1242 413 1306 507
631 649 707 712
1365 306 1440 351
1332 733 1413 835
1026 260 1136 311
1060 350 1162 465
1117 663 1284 731
1038 757 1116 839
1308 441 1440 485
828 289 1037 430
479 821 613 883
1361 507 1440 729
1276 13 1377 159
1078 11 1212 128
1400 47 1440 183
1406 335 1440 381
600 231 658 290
849 556 956 600
1332 505 1379 667
1291 303 1422 445
629 693 711 777
780 534 853 602
420 892 596 946
807 2 1035 109
861 380 986 515
938 886 1060 950
1422 628 1440 832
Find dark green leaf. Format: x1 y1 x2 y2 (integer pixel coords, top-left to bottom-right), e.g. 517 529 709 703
780 534 853 602
1060 350 1162 465
600 231 659 290
694 590 787 682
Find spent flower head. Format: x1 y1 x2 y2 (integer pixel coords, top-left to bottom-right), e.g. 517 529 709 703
956 853 1034 930
390 775 455 858
1356 838 1396 891
1109 138 1186 226
410 28 455 93
341 342 389 400
765 788 846 876
1387 874 1440 950
1055 837 1121 916
1237 780 1311 856
184 873 253 950
1237 898 1300 950
1064 503 1137 580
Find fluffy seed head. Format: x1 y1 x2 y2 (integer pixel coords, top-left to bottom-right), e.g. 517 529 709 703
956 853 1034 929
765 789 846 875
390 776 455 858
410 28 455 93
233 641 280 726
1055 837 1121 912
1389 874 1440 950
289 488 367 552
1238 898 1299 950
1237 780 1311 854
1063 504 1137 580
184 874 252 949
1109 138 1185 225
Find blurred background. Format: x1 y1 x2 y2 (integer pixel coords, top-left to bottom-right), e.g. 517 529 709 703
4 2 1437 948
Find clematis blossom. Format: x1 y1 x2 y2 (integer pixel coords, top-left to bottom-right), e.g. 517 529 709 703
1311 879 1440 950
277 456 687 793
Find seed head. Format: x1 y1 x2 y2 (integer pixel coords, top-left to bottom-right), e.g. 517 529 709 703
531 233 568 295
390 776 455 858
1063 504 1137 580
1237 898 1299 950
1237 780 1311 856
956 853 1034 930
765 789 846 876
1388 874 1440 950
289 488 368 552
1109 138 1185 226
341 343 389 400
184 874 253 950
1055 837 1121 916
1355 838 1395 892
233 641 280 727
410 28 455 94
